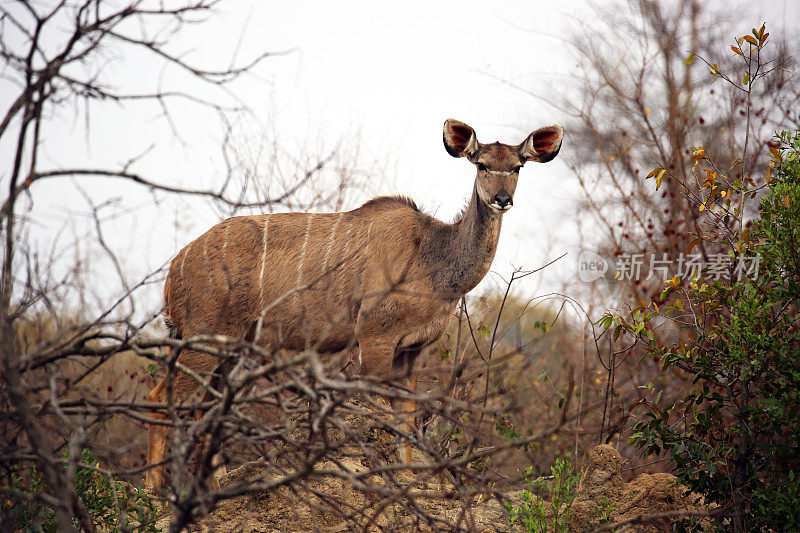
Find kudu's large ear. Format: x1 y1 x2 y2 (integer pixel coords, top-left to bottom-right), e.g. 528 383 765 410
443 119 479 159
518 124 564 163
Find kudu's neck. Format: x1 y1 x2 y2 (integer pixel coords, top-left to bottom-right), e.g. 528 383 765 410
428 184 502 298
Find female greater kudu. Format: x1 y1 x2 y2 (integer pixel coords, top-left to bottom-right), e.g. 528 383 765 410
145 119 563 488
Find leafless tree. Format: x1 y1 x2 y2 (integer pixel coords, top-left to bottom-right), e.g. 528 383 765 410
0 2 586 531
0 1 372 530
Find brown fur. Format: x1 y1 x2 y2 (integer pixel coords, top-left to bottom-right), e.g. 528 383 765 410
145 119 563 488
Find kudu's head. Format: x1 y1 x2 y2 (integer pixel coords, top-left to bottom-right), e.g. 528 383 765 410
443 119 563 213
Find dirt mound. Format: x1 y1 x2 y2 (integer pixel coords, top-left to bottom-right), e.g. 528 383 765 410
176 401 703 532
570 445 705 532
190 396 509 531
199 456 510 532
195 444 703 532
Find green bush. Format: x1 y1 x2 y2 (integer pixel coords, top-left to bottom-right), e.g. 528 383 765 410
505 457 581 533
612 129 800 531
2 448 160 532
593 23 800 529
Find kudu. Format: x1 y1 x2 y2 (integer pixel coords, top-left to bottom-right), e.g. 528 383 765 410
145 119 563 489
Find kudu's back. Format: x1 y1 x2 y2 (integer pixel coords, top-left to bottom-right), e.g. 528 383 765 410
165 197 435 356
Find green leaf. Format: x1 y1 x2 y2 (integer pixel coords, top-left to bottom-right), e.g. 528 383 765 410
685 53 696 66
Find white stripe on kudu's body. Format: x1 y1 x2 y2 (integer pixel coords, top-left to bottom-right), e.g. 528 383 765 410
337 225 353 298
321 213 343 276
202 236 210 289
221 223 229 263
179 241 193 280
145 119 564 489
296 214 315 284
258 217 270 305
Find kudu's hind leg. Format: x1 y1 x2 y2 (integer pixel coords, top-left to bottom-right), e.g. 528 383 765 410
144 348 223 490
191 385 229 490
145 379 169 490
187 420 223 490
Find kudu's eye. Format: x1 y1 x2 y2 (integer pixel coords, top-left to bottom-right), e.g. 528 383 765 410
477 162 487 172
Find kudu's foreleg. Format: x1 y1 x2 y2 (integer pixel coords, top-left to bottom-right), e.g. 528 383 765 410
395 374 418 465
358 336 422 467
394 350 423 466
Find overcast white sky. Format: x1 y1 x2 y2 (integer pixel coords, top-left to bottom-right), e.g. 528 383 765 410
3 0 798 318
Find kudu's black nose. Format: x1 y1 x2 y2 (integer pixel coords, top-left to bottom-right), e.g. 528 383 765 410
493 195 512 208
